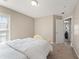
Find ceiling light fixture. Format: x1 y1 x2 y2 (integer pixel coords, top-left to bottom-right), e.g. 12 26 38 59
31 0 39 7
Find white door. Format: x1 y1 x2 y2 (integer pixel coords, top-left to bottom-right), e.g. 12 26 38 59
56 19 64 43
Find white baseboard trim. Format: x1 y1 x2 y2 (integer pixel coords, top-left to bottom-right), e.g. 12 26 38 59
73 47 79 59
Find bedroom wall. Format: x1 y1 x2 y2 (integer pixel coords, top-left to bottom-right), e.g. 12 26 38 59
71 0 79 58
34 16 54 43
0 6 34 40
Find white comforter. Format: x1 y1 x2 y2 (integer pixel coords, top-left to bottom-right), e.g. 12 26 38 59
0 42 28 59
0 38 52 59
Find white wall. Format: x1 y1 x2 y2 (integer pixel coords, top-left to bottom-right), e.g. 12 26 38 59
71 0 79 58
34 16 54 43
0 6 34 40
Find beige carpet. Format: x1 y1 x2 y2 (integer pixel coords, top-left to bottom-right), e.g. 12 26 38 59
48 44 78 59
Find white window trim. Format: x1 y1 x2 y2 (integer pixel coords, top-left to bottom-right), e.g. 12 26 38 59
0 13 11 41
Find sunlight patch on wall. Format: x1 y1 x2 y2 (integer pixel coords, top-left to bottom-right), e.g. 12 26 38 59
74 24 79 35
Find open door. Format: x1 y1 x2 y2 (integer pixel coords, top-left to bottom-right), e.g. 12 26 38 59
56 18 64 43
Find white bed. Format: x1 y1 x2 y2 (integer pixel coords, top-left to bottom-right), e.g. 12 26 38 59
0 38 52 59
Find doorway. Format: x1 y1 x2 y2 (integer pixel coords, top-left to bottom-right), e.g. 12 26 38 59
64 18 71 45
54 15 72 45
54 15 64 44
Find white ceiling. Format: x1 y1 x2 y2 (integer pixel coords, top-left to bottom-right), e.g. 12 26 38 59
0 0 78 18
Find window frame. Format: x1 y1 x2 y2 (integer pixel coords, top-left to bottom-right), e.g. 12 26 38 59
0 13 10 41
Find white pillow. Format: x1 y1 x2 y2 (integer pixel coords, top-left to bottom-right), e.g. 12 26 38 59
33 35 45 40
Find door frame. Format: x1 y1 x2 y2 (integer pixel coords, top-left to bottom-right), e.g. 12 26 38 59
64 16 72 46
53 15 64 44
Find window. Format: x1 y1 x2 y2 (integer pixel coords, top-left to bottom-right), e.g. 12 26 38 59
0 15 10 42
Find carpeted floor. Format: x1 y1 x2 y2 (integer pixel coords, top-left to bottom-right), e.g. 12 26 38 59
48 43 78 59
